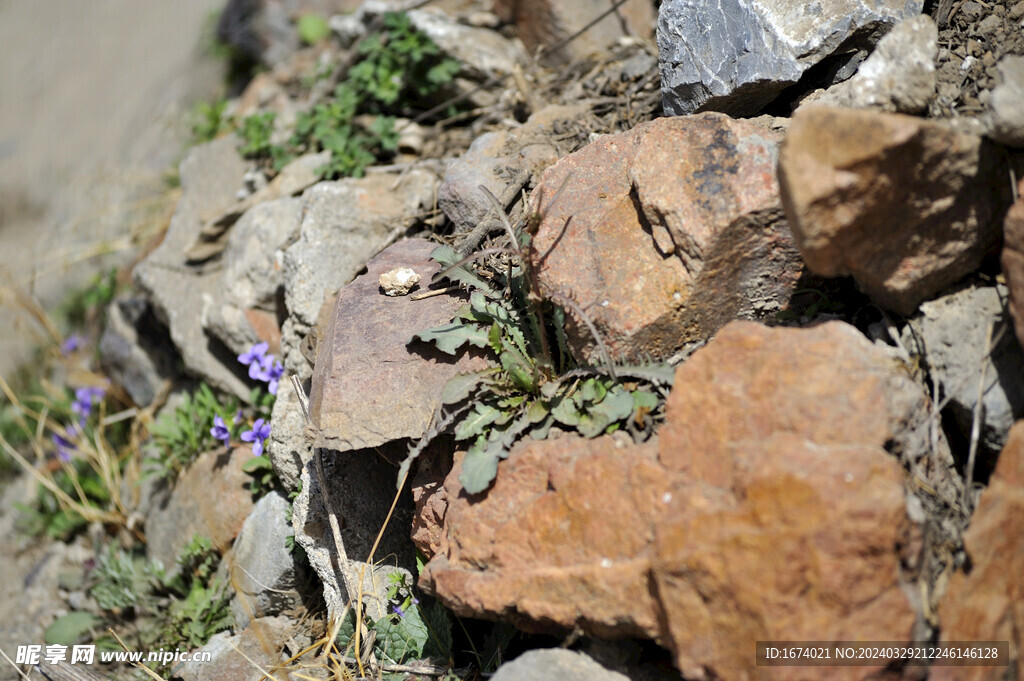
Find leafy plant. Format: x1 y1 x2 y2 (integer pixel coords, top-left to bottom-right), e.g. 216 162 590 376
189 98 232 145
298 13 330 45
241 453 276 497
147 383 239 480
406 237 673 495
59 268 119 329
90 543 163 612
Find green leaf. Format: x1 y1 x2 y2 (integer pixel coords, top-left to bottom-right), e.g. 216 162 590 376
454 404 501 441
430 245 499 295
589 387 635 423
412 321 489 355
241 455 273 473
375 603 430 663
459 439 500 494
551 396 581 426
632 389 660 411
440 370 492 405
297 13 330 45
44 612 101 646
526 399 549 423
576 411 611 438
579 378 607 404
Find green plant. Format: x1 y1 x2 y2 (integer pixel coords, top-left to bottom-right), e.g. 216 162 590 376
189 98 232 145
59 268 119 330
241 452 276 497
238 111 288 166
90 543 163 612
297 13 330 45
405 242 673 494
147 383 239 480
158 536 234 649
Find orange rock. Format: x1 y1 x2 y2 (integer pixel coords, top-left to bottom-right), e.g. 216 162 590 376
1001 177 1024 348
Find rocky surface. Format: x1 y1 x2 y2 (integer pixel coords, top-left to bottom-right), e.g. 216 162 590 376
778 104 1012 315
657 0 920 116
1003 176 1024 347
530 113 802 363
421 321 939 680
99 297 177 407
491 648 631 681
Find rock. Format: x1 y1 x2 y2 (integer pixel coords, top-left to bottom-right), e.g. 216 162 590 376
491 649 631 681
309 238 489 452
438 104 588 236
933 421 1024 681
144 447 256 572
901 283 1024 461
378 266 421 296
282 171 436 330
657 0 920 116
988 55 1024 148
175 615 293 681
778 105 1012 315
98 297 177 407
291 445 416 621
408 8 525 82
204 196 303 357
813 15 938 114
230 492 301 628
529 114 804 364
1002 178 1024 347
421 321 939 675
134 136 253 399
492 0 654 63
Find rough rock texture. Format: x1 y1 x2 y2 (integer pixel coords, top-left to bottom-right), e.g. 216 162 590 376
657 0 920 116
987 55 1024 148
145 447 255 571
422 321 934 681
778 105 1012 315
492 0 654 63
933 421 1024 681
408 8 524 81
530 113 803 363
230 492 300 628
813 15 938 114
309 238 489 452
205 196 303 356
176 615 293 681
902 283 1024 460
491 649 631 681
134 136 253 398
1003 177 1024 347
99 297 176 407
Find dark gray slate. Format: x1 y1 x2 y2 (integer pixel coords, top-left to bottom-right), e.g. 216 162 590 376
657 0 922 116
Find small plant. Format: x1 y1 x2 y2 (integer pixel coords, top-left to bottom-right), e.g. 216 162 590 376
147 382 239 480
189 98 232 145
297 12 330 45
90 543 163 612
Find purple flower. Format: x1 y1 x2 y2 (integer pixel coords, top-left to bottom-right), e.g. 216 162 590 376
390 604 405 618
233 409 243 425
71 386 105 420
238 342 269 379
240 418 271 456
210 415 231 447
52 423 80 462
261 360 284 395
61 334 84 355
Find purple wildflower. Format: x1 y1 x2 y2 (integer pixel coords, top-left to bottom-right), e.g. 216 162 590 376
391 604 405 618
210 415 231 447
238 342 270 379
71 386 105 420
261 360 284 395
233 409 243 425
240 418 271 456
61 334 84 355
52 423 80 462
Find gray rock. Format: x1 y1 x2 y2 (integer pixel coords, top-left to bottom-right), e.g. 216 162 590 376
99 297 177 407
230 492 300 628
291 445 416 621
658 0 921 116
902 284 1024 460
204 196 303 356
813 15 937 114
408 8 525 82
491 649 631 681
134 136 253 399
175 616 292 681
988 55 1024 148
282 170 436 328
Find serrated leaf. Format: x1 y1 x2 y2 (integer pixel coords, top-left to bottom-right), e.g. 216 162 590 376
530 413 554 440
589 387 635 423
44 612 101 646
501 351 535 392
411 321 489 355
487 322 503 354
375 603 430 663
430 245 498 295
440 370 492 405
551 395 581 426
460 439 500 494
454 404 501 441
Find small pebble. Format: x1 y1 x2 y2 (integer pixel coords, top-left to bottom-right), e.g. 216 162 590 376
378 267 421 296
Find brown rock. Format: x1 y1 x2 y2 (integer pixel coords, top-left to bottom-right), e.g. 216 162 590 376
493 0 654 64
145 447 256 570
530 114 804 364
309 238 489 452
933 422 1024 681
421 321 932 679
778 105 1012 315
1001 177 1024 348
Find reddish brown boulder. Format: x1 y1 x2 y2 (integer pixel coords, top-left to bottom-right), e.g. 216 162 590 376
309 239 489 452
1001 177 1024 348
530 114 803 364
779 105 1011 315
420 321 934 679
933 422 1024 681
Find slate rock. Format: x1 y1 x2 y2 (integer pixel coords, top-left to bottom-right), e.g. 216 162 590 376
1002 177 1024 347
491 649 630 681
145 447 255 572
99 297 177 407
778 105 1013 315
492 0 654 63
529 113 803 364
658 0 920 116
933 421 1024 681
309 238 489 452
421 321 941 677
901 283 1024 460
205 196 303 357
134 136 253 399
230 492 300 628
988 55 1024 148
813 14 938 114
